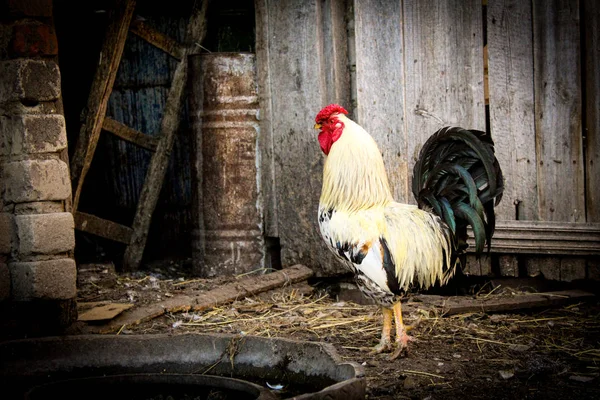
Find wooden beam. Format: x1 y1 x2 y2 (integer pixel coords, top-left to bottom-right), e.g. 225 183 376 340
467 220 600 255
102 117 158 151
130 19 185 60
78 303 134 322
122 0 209 271
415 289 595 316
254 0 278 238
69 0 136 211
74 211 133 244
85 264 314 333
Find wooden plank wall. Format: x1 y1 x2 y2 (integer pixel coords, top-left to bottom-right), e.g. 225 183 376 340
531 0 585 279
258 0 600 279
487 0 597 281
533 0 584 223
255 0 350 275
402 0 488 277
487 0 537 222
353 0 408 202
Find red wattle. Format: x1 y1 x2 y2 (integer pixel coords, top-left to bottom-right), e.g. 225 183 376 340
318 123 344 155
318 131 332 155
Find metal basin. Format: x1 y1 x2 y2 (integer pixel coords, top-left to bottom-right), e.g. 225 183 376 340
25 373 275 400
1 333 365 399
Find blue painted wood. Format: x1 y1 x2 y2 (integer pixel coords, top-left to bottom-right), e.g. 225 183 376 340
101 14 193 262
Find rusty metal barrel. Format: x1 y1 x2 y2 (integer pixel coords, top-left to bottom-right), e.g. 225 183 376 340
189 53 265 277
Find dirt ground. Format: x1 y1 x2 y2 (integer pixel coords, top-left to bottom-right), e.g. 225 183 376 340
72 262 600 400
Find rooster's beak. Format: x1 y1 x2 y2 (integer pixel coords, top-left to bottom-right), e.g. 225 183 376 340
314 123 322 130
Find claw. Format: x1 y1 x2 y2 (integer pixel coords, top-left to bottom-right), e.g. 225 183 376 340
371 338 393 354
389 347 403 360
390 302 416 359
389 333 415 360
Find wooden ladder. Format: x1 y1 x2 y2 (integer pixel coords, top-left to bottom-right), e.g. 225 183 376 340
69 0 207 271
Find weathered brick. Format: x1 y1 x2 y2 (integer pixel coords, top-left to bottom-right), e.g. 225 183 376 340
0 114 67 156
0 212 14 253
0 59 60 103
2 159 71 203
11 21 58 57
16 212 74 255
6 0 53 17
15 201 64 214
10 258 76 300
0 98 64 116
0 259 9 301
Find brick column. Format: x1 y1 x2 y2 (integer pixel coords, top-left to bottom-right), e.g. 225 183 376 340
0 0 77 336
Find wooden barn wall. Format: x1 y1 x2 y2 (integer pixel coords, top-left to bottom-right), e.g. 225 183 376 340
257 0 600 279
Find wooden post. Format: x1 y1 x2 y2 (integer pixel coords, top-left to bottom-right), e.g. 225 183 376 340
69 0 136 211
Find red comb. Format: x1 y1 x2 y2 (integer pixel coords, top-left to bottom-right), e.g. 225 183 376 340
315 104 348 123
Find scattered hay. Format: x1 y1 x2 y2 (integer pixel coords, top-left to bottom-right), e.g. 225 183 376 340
121 284 600 368
162 289 381 352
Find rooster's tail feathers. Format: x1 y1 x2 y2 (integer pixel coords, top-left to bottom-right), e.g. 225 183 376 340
412 127 504 255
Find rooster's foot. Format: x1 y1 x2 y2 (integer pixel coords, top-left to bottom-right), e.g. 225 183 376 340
371 339 393 355
389 333 415 360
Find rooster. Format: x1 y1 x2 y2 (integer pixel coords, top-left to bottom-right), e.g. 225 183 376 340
315 104 503 359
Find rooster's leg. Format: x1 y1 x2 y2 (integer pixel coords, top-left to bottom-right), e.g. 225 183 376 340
390 301 415 359
371 306 393 354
